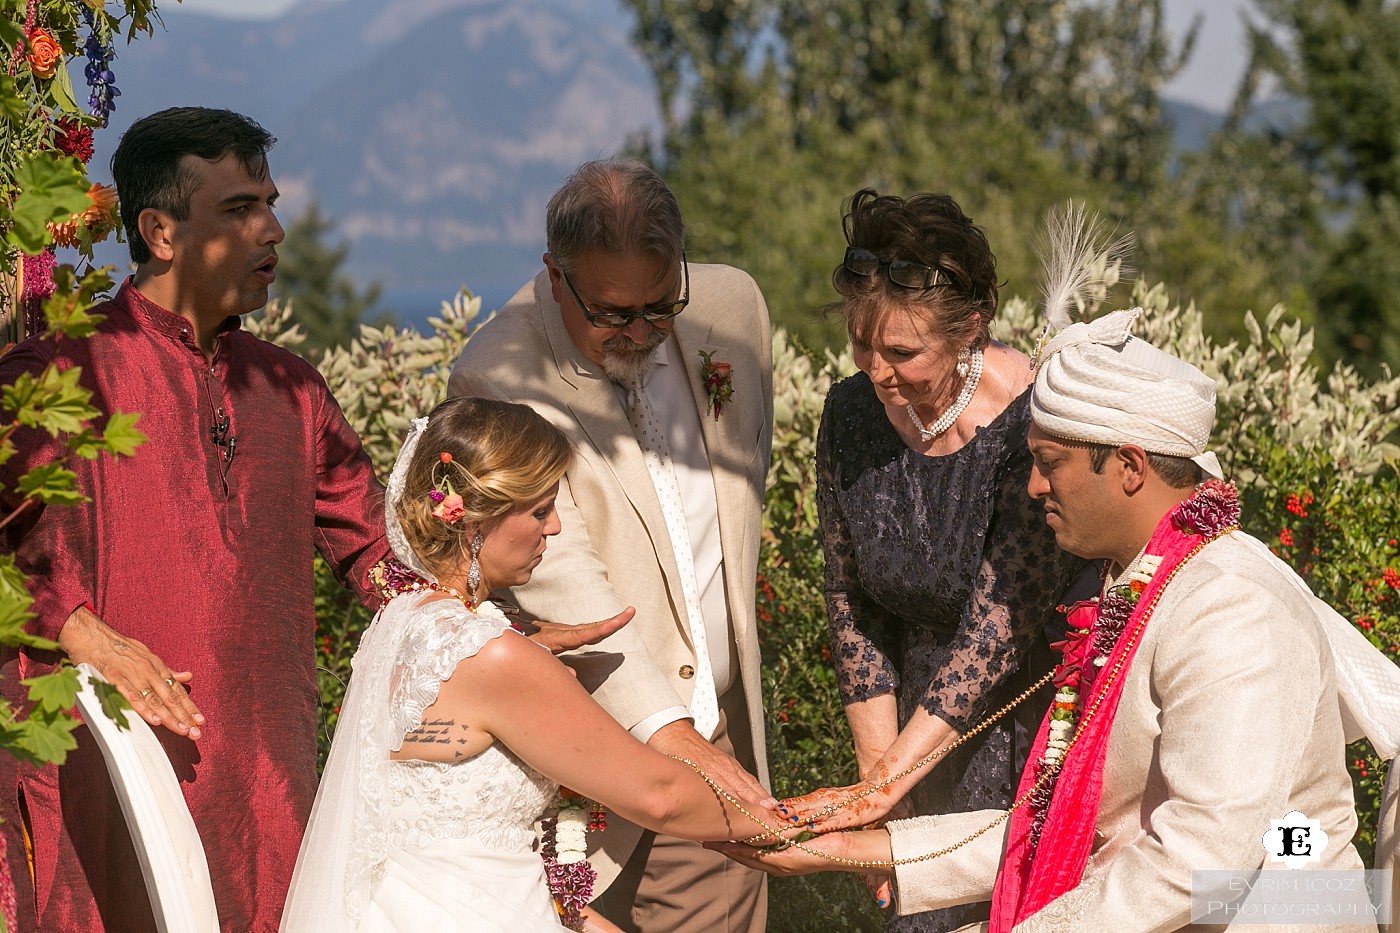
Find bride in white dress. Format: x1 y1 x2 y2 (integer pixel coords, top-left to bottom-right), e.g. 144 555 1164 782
280 398 775 932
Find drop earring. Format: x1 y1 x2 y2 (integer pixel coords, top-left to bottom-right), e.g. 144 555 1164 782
467 531 484 597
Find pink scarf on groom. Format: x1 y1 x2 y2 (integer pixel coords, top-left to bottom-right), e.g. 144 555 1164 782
988 482 1238 930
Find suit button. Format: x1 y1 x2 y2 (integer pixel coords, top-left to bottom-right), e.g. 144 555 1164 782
678 665 695 680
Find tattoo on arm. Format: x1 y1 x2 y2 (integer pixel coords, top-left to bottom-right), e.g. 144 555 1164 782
401 718 460 746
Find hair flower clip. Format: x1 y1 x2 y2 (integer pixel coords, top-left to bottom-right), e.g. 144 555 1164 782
433 493 465 523
430 451 467 522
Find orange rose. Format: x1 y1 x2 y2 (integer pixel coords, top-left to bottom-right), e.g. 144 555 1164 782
25 27 62 80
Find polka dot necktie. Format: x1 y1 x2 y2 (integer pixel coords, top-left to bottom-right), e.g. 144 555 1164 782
623 375 720 738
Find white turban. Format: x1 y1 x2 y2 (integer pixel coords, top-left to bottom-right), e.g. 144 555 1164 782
1031 308 1223 479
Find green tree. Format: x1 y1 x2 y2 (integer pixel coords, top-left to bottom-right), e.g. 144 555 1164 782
621 0 1213 350
271 201 385 356
1220 0 1400 372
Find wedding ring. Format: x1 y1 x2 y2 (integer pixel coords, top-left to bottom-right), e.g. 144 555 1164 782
139 688 153 698
164 677 176 687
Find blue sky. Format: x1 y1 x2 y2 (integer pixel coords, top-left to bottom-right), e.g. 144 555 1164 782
178 0 1254 111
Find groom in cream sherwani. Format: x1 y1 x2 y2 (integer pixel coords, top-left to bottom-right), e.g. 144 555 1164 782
723 310 1393 933
447 159 772 932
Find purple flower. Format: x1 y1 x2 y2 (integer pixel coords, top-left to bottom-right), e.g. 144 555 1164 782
1174 478 1241 537
543 857 596 931
1094 590 1133 663
81 9 120 126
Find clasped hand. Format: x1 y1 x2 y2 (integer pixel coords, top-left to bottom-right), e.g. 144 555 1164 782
777 776 907 833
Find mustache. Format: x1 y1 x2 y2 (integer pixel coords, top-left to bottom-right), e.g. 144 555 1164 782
603 326 668 356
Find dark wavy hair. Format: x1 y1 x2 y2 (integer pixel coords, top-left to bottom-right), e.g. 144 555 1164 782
111 107 276 264
830 188 999 351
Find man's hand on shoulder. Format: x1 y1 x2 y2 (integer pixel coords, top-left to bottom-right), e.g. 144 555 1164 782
58 605 205 739
516 607 636 655
647 719 775 809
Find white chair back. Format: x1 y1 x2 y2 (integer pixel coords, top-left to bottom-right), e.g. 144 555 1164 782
73 664 219 933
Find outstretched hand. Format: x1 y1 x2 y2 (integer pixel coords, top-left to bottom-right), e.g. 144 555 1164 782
517 607 637 654
58 605 204 739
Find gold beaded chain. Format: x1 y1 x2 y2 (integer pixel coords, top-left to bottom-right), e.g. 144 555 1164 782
682 530 1228 869
800 667 1056 826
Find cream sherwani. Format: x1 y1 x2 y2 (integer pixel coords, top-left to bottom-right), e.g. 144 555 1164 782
446 264 773 894
884 530 1374 933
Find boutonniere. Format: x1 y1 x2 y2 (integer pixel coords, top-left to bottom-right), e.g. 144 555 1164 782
699 350 734 420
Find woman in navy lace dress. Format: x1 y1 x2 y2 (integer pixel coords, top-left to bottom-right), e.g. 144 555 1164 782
781 190 1088 932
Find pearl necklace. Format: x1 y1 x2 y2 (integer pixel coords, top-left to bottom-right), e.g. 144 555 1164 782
906 345 984 443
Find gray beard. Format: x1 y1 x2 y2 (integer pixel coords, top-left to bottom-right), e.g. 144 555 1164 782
600 327 669 387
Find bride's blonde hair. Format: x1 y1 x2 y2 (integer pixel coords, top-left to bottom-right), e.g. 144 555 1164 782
395 397 571 580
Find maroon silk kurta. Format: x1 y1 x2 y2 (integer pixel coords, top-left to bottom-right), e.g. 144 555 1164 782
0 281 389 932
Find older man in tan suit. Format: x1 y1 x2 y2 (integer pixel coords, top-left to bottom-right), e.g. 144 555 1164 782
721 309 1387 933
447 159 772 932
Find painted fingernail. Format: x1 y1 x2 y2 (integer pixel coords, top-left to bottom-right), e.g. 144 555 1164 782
189 726 201 740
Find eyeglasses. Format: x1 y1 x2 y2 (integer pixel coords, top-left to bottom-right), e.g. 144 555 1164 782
562 256 690 329
843 246 948 289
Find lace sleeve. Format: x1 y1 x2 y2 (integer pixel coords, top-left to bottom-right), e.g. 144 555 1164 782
817 402 901 705
914 443 1083 731
281 592 519 930
385 597 516 751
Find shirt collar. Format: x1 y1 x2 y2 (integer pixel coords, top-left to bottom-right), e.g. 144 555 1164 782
119 278 243 347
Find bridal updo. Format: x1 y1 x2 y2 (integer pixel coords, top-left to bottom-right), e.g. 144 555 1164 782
395 397 571 579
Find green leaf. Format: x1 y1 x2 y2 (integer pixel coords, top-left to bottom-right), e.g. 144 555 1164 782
49 62 79 115
22 667 79 715
0 437 16 470
0 554 46 650
3 715 80 766
0 14 21 53
16 462 86 506
5 364 99 436
99 411 147 457
0 73 26 127
43 295 106 339
93 678 132 732
64 427 104 460
6 156 90 255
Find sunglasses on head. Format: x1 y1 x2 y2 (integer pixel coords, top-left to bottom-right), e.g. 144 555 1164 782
843 246 948 289
563 256 690 329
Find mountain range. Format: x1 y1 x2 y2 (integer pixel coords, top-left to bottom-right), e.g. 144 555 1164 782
87 0 1230 326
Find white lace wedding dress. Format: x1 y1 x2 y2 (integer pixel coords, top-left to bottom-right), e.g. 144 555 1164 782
280 590 565 931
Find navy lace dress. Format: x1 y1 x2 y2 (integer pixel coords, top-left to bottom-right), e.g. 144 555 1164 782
817 373 1086 932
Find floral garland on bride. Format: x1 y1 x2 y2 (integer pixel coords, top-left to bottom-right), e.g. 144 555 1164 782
542 789 608 930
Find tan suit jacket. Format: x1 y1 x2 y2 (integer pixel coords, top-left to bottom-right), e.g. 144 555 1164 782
884 531 1373 933
447 264 774 887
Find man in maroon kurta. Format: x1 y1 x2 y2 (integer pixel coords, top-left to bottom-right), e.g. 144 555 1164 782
0 108 389 931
